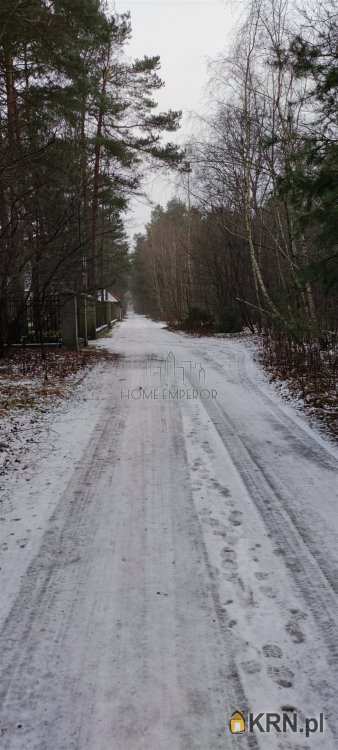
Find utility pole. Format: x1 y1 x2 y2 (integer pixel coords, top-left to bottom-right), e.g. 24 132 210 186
186 157 193 309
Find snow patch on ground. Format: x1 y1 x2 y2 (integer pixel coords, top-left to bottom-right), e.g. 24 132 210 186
0 360 111 629
1 316 337 748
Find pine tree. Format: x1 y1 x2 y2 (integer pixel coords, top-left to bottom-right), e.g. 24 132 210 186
282 8 338 292
0 0 182 347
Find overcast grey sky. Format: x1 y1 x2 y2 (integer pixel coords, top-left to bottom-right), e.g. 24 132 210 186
112 0 238 242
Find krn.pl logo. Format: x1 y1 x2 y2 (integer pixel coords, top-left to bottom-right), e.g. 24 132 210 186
229 711 246 734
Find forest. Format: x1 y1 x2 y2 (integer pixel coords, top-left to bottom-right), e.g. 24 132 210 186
1 0 337 404
132 0 338 403
0 0 182 351
1 2 338 740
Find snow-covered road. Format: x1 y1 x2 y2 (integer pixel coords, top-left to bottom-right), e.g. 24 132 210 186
0 313 338 749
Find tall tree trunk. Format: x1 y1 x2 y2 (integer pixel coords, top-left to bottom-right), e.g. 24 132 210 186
90 50 110 290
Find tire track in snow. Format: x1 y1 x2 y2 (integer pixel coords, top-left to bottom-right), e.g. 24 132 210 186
0 400 125 745
194 345 338 462
170 404 260 750
192 388 338 734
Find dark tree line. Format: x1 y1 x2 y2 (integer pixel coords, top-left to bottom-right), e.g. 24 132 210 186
132 200 254 332
0 0 182 349
132 0 338 388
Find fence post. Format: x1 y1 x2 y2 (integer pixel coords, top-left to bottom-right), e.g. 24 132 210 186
61 294 79 350
106 301 112 328
86 296 97 339
78 295 88 346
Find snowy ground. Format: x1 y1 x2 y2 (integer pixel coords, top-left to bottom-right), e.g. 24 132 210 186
0 313 337 749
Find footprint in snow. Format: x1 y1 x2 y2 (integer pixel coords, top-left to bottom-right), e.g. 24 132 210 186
17 538 28 549
263 643 283 659
229 511 243 527
210 479 231 497
286 557 303 573
268 665 294 688
221 546 237 564
202 441 213 456
260 585 277 599
228 619 237 629
204 517 222 529
286 620 306 644
241 659 262 675
289 608 307 621
213 529 227 539
192 482 203 491
255 571 269 580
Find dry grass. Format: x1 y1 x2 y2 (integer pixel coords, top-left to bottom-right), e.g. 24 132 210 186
0 346 120 413
260 334 338 439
